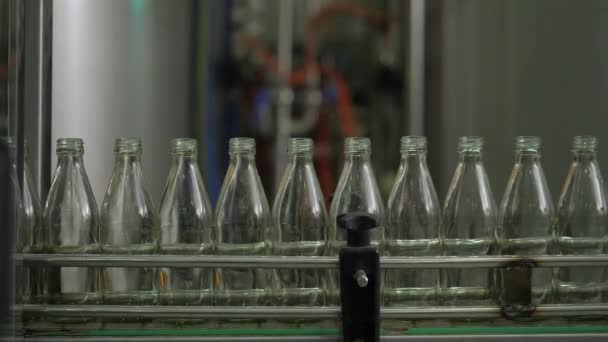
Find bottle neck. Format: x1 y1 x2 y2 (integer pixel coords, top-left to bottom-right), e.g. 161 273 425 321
288 152 313 163
57 153 84 164
345 152 371 163
114 153 143 167
515 152 541 163
458 151 483 162
573 150 597 162
172 153 197 163
400 152 428 167
229 152 255 165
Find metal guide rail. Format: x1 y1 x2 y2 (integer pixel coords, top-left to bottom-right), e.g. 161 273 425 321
14 253 608 320
13 303 608 319
14 251 608 341
16 253 608 268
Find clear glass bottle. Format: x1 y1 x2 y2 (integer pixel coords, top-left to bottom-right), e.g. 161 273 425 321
44 138 99 304
271 138 326 306
498 136 555 305
441 136 496 305
158 138 213 305
100 138 157 305
215 137 271 306
556 136 607 303
3 137 42 303
327 137 385 304
384 136 440 306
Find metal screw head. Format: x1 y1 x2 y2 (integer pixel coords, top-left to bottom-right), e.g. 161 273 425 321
354 269 368 288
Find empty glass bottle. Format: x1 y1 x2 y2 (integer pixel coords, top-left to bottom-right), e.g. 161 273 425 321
215 137 271 306
498 136 554 305
44 138 99 304
271 138 326 306
441 136 496 305
556 136 607 303
384 136 440 305
100 138 157 305
158 138 213 305
3 138 42 303
327 137 384 304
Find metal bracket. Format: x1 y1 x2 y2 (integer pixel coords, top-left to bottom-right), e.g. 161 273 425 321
337 212 380 342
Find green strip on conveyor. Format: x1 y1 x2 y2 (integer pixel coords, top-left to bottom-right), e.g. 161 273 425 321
405 326 608 335
86 328 341 336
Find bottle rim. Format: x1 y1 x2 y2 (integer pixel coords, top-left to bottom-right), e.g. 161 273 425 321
57 138 84 154
114 137 142 154
229 137 255 155
401 136 427 153
287 137 313 155
458 136 483 153
344 137 371 154
514 136 541 153
171 138 198 155
572 135 597 152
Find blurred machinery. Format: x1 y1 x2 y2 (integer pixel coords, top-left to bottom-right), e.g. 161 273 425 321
200 0 407 203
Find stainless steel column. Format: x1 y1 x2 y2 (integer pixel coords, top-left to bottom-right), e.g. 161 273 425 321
52 0 194 202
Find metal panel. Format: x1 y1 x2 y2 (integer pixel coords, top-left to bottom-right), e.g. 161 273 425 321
52 0 194 202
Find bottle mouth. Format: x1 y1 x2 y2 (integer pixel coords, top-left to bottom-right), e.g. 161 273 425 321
57 138 84 154
287 137 313 155
114 137 142 154
344 137 371 154
458 136 483 153
573 135 597 152
400 136 427 153
514 136 541 153
229 137 255 155
171 138 198 155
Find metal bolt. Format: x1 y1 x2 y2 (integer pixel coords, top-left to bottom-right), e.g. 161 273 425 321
354 269 368 288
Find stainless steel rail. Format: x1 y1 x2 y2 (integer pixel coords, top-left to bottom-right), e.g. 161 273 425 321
16 254 608 269
14 304 608 319
17 335 608 342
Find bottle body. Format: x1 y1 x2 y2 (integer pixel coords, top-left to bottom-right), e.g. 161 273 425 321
4 138 42 303
215 138 271 306
327 137 385 304
384 136 440 305
100 138 157 305
44 138 99 304
556 136 607 303
158 139 213 305
271 138 326 306
498 136 554 305
441 137 496 305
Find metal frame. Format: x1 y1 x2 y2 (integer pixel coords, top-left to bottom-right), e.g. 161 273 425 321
17 254 608 269
15 336 608 342
14 303 608 320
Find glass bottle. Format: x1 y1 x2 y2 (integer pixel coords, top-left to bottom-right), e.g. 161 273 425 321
158 138 213 305
44 138 99 304
100 138 157 305
215 137 271 306
556 136 607 303
441 136 496 305
3 138 42 303
271 138 326 306
498 136 554 305
327 137 385 304
384 136 440 306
